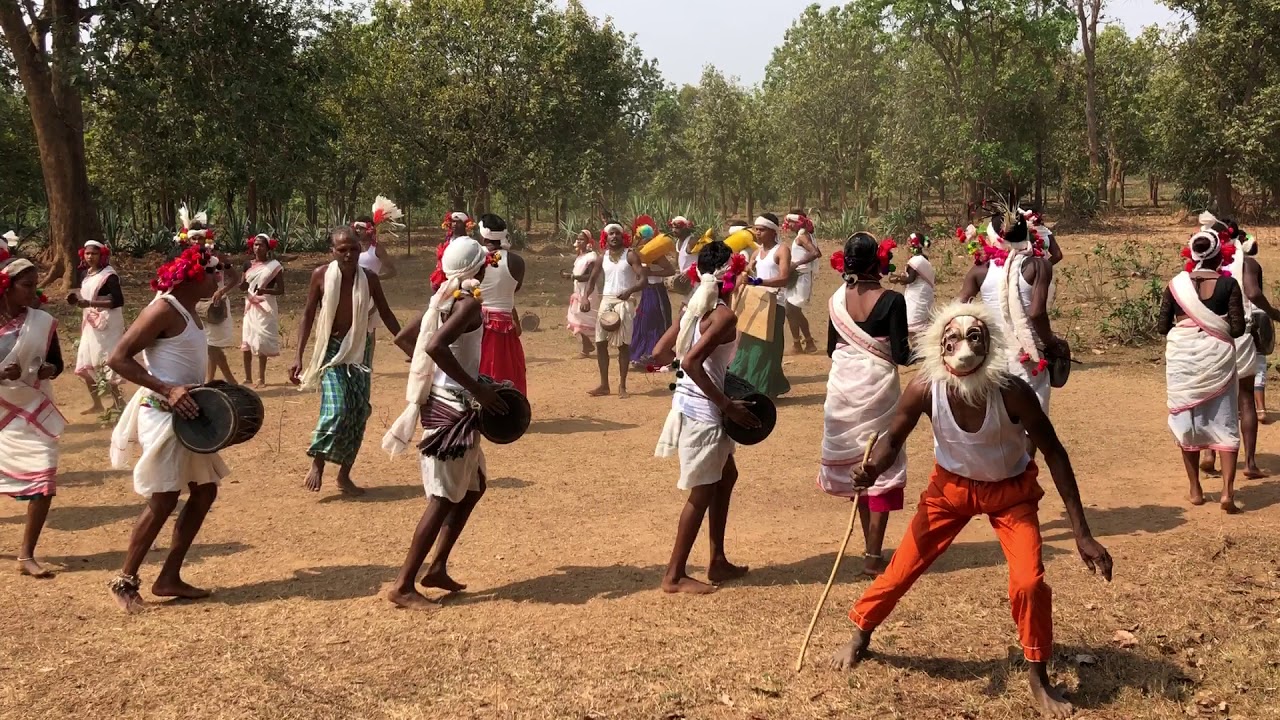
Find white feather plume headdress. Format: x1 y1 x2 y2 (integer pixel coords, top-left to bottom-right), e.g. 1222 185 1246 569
1 230 19 247
175 203 212 245
918 301 1012 407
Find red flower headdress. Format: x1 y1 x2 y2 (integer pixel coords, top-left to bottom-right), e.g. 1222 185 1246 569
878 238 897 274
1182 229 1236 275
668 216 694 231
599 224 631 250
151 246 215 293
247 233 279 254
684 250 748 295
77 240 111 268
783 213 815 234
440 211 476 235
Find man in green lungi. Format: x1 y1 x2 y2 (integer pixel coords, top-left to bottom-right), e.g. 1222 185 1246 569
729 213 792 398
290 226 401 496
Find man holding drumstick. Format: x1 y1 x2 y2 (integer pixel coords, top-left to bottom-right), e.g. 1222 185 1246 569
829 301 1112 720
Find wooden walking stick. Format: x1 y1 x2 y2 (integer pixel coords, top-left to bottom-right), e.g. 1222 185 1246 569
794 431 878 672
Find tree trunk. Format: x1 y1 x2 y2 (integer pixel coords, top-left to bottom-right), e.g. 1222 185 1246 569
524 193 532 233
746 195 755 221
1075 0 1103 197
449 187 465 212
1212 171 1236 217
247 177 259 228
305 192 318 225
347 171 362 221
1107 157 1123 208
0 0 102 289
1148 174 1159 207
1034 139 1045 210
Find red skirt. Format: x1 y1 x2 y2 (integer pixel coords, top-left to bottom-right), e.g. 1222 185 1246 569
480 309 527 395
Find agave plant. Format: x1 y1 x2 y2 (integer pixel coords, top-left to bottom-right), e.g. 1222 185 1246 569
814 205 870 241
271 207 297 250
97 205 126 248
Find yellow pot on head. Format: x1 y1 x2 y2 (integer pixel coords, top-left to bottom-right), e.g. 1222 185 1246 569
723 227 758 254
637 232 675 264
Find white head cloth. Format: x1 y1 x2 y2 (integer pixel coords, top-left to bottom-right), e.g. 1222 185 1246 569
603 223 624 236
450 211 470 222
383 237 489 456
479 219 510 249
2 230 18 247
1189 229 1223 269
728 224 747 234
83 240 107 251
2 258 34 278
754 216 779 232
675 255 735 359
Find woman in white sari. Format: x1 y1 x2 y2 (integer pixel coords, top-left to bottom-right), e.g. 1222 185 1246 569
0 258 66 577
72 241 125 413
239 234 285 387
890 232 935 341
1162 229 1247 513
819 233 912 576
562 230 599 358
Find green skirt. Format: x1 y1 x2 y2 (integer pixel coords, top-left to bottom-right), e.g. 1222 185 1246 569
728 308 790 398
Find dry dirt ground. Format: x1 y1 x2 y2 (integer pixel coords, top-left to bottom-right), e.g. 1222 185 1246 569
3 215 1279 720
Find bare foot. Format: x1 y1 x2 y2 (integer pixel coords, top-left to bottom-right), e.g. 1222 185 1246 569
707 559 749 584
109 586 146 614
829 628 872 670
1221 498 1243 514
860 559 887 578
337 477 366 496
577 352 591 359
587 385 610 397
1189 486 1205 506
1029 667 1074 719
804 338 818 354
1199 459 1217 474
386 587 438 610
420 570 467 593
254 381 267 389
17 558 53 578
1244 466 1268 479
661 574 718 594
792 340 803 355
304 465 323 492
619 386 630 399
81 404 104 416
151 578 211 599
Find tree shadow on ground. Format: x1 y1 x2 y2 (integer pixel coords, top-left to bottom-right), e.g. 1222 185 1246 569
1235 473 1280 512
40 541 250 573
775 393 827 408
489 476 533 489
868 644 1189 711
528 417 638 434
213 564 395 605
55 469 129 488
46 503 141 531
450 563 665 606
317 484 422 504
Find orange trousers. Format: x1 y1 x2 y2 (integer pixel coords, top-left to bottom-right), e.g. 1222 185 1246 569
850 463 1053 662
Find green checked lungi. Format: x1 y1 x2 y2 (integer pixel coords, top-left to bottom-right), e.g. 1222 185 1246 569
307 335 374 466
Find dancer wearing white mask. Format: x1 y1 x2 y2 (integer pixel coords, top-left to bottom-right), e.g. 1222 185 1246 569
383 237 509 608
1161 228 1247 512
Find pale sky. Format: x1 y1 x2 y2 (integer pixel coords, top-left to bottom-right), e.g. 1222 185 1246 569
556 0 1186 87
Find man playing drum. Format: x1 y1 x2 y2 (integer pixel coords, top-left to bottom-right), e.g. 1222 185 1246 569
107 245 227 612
291 227 401 496
382 237 509 608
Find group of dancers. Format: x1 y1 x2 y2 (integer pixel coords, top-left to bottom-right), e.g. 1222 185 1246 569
0 196 1268 717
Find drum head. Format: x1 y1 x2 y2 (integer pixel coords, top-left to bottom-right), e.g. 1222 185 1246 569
722 391 777 446
520 312 540 332
174 387 237 454
599 310 621 332
1049 342 1072 389
1253 311 1275 355
479 387 531 445
723 372 757 400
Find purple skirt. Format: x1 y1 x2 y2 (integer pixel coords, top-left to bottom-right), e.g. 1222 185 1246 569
631 283 673 363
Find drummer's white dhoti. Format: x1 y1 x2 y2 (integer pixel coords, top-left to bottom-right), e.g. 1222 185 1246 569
655 408 734 491
419 391 486 503
111 392 230 497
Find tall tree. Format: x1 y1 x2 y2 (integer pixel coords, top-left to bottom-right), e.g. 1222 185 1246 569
1074 0 1104 197
0 0 102 286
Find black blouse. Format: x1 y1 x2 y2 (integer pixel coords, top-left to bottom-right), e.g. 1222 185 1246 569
75 267 124 309
827 289 913 365
1159 275 1247 338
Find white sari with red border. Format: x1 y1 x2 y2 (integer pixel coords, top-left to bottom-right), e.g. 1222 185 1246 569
818 288 906 498
74 265 124 386
0 309 63 496
1166 272 1239 451
241 259 282 357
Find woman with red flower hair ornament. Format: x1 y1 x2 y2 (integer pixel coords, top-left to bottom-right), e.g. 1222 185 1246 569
239 234 285 387
889 232 935 342
0 257 66 579
651 241 757 594
106 245 227 612
1160 228 1246 513
820 233 912 576
72 240 125 414
355 198 403 368
782 210 821 354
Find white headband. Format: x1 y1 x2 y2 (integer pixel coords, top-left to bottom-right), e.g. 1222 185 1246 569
754 216 779 232
728 225 747 234
603 223 624 235
670 215 690 227
785 213 801 223
1189 229 1223 268
2 258 34 277
84 240 107 250
479 222 510 249
450 212 469 222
